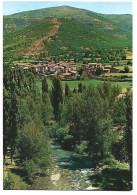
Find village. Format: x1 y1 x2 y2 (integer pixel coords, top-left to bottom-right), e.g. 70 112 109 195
14 57 120 78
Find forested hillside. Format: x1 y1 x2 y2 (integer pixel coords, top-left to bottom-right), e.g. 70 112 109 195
3 6 132 58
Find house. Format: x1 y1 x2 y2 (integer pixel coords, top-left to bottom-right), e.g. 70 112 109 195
103 65 112 70
48 65 56 73
23 67 31 71
103 69 110 74
61 73 71 77
70 65 77 71
40 65 48 73
31 65 40 73
70 71 78 76
84 63 103 75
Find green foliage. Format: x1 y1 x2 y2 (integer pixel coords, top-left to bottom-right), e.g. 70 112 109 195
65 82 71 97
3 63 52 187
41 93 53 124
127 60 132 65
42 77 48 94
56 127 67 143
102 157 118 167
76 141 88 154
78 82 82 93
3 172 15 190
95 67 104 75
62 83 122 158
112 97 126 125
77 67 83 76
124 66 129 73
17 121 50 166
63 135 74 150
23 160 39 184
4 6 132 58
124 90 132 169
51 77 63 121
99 168 132 190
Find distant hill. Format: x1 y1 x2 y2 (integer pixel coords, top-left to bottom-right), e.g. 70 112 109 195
3 6 132 58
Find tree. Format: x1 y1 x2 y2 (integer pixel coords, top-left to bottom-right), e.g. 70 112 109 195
124 90 132 169
73 88 77 93
17 121 51 169
95 67 104 75
9 92 19 163
127 60 132 65
78 83 82 93
124 66 129 73
65 83 71 97
77 67 83 76
42 77 48 94
51 77 63 121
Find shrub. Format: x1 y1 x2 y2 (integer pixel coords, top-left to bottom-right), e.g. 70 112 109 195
17 121 51 173
127 60 132 65
102 156 118 167
3 172 14 190
23 160 38 184
56 127 67 142
76 141 88 153
63 135 74 150
50 122 59 137
124 66 129 73
95 67 104 75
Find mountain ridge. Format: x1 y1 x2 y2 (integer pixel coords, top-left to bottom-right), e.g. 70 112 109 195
3 6 132 58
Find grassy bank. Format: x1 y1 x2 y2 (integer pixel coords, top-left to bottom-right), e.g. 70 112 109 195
3 149 28 190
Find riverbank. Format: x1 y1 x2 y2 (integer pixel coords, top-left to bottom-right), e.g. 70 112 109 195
3 140 132 190
28 140 99 190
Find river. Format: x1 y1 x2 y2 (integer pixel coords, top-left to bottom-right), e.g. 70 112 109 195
28 140 99 190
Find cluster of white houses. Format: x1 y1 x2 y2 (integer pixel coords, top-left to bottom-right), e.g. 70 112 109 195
15 61 119 77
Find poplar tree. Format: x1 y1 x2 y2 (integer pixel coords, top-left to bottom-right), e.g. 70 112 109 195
78 83 82 93
51 77 63 121
65 83 71 97
124 89 132 170
42 77 48 94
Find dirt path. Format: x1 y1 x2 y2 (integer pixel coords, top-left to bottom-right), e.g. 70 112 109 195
25 18 60 56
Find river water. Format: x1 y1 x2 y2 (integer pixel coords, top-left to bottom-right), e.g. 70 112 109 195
29 140 99 190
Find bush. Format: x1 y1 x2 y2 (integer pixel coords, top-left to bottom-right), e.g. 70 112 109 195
102 157 118 167
63 135 74 150
95 67 104 75
56 127 67 142
3 172 14 190
124 66 129 73
23 160 38 184
127 60 132 65
50 122 59 137
76 141 88 153
17 121 51 173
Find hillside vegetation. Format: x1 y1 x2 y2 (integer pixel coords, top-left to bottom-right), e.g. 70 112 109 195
4 6 132 38
3 6 132 58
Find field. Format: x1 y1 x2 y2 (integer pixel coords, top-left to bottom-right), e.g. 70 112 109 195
114 66 132 72
36 79 132 93
105 73 132 77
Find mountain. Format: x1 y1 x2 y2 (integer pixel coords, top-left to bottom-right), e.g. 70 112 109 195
3 6 132 58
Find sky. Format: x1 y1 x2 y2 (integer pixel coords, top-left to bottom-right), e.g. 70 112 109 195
3 1 132 16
